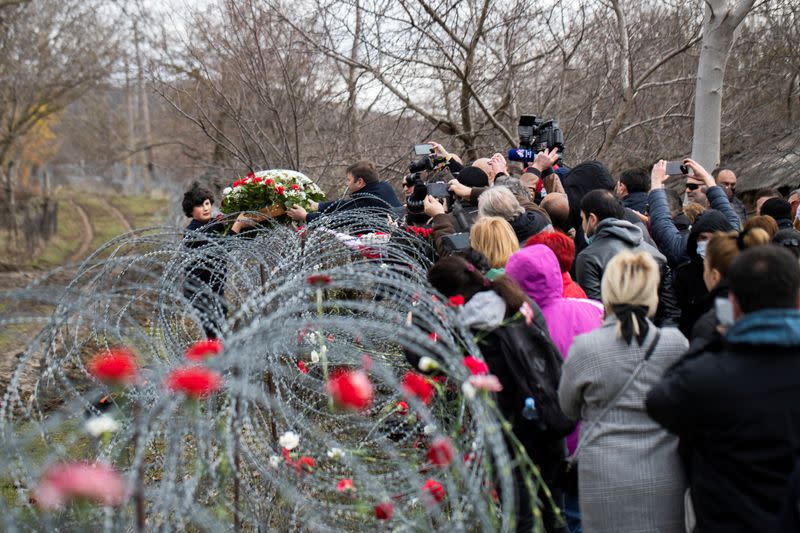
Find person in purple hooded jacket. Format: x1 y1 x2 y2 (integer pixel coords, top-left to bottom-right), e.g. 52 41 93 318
506 244 604 533
506 244 604 359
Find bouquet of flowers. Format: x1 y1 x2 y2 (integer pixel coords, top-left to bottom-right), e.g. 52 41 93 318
220 169 326 218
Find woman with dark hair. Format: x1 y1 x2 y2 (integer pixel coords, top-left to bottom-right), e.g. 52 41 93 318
428 257 571 533
182 182 249 339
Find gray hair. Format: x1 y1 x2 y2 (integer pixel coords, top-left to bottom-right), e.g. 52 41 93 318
478 186 525 220
493 175 532 203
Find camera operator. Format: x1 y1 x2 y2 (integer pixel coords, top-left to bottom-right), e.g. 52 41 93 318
404 141 482 228
449 148 561 207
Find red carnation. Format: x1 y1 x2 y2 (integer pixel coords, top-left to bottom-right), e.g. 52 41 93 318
448 295 465 307
307 274 332 286
88 348 138 386
253 176 263 183
375 502 393 520
298 361 308 374
336 478 355 493
264 178 274 185
428 332 439 342
294 456 315 473
166 366 222 399
185 339 223 362
396 401 409 416
327 370 374 411
427 436 455 467
290 183 300 191
275 185 285 195
421 479 445 504
246 171 255 180
401 372 435 405
463 356 489 376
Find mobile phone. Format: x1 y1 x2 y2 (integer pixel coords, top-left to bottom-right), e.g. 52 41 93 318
665 160 688 176
715 297 735 327
414 144 434 155
427 182 450 198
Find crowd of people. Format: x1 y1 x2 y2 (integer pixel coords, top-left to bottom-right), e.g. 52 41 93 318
182 146 800 533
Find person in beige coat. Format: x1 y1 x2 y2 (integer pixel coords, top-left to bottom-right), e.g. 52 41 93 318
558 251 688 533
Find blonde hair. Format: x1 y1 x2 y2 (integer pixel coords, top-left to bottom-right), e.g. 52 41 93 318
705 228 770 278
601 251 660 318
478 186 525 220
470 217 519 268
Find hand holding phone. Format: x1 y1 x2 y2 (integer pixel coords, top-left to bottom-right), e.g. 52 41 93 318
414 144 434 155
665 160 689 176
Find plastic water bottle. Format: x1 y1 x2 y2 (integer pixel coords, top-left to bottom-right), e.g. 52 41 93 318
522 397 539 421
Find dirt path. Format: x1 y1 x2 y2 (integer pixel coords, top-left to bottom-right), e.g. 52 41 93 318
99 197 133 233
67 200 94 264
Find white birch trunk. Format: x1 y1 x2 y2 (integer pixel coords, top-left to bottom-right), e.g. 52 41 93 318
691 0 755 170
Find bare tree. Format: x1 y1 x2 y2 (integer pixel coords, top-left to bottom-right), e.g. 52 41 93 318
594 0 701 160
275 0 589 160
0 0 118 240
691 0 756 170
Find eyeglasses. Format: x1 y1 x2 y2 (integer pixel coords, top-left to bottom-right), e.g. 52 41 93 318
720 183 736 192
686 183 701 191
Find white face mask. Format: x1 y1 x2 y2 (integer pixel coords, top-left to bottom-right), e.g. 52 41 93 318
696 240 708 259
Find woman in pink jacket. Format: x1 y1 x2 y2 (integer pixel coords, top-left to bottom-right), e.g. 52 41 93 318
506 244 603 359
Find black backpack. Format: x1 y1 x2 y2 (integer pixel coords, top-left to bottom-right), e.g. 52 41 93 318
488 320 576 438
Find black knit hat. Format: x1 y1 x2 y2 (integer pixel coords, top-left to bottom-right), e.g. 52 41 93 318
761 197 792 221
457 166 489 188
687 209 735 259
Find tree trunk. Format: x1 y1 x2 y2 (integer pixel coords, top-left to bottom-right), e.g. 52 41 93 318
134 23 156 190
691 0 755 170
5 161 18 248
125 52 137 183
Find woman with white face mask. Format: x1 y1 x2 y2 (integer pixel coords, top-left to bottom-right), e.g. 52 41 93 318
672 210 736 337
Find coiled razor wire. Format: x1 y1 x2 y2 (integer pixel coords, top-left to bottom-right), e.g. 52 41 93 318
0 208 548 532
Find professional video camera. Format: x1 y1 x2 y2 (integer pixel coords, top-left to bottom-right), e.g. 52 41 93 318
506 114 565 164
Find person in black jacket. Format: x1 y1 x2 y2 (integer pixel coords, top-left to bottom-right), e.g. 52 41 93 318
428 256 571 533
574 189 680 326
672 210 736 337
182 183 249 339
646 245 800 533
688 228 770 348
616 167 650 215
285 160 400 223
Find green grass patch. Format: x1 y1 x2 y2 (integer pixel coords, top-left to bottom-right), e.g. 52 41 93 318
108 195 169 229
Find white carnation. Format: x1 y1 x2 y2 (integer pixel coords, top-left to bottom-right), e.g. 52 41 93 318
279 430 300 450
222 187 232 196
326 447 345 460
417 356 439 372
461 381 476 400
310 350 320 363
269 455 281 468
85 414 120 437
